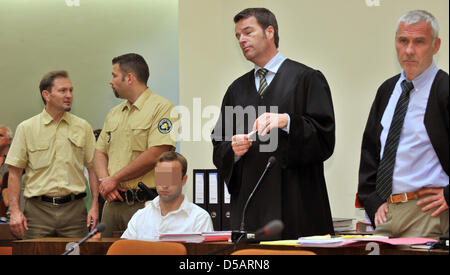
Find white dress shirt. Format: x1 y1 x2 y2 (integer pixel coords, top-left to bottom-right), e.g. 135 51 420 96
121 195 214 241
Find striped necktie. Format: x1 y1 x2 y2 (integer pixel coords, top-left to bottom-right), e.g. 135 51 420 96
257 68 269 95
376 80 414 201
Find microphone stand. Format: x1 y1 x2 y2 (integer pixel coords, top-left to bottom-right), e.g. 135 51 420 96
62 224 106 255
231 158 275 244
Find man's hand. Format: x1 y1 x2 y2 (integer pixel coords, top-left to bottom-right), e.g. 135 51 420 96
99 175 125 202
98 175 119 196
252 113 289 136
374 202 389 227
231 134 252 157
417 187 448 217
9 209 28 239
87 205 99 230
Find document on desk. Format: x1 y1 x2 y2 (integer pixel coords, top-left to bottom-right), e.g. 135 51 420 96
297 235 437 247
259 240 302 246
159 231 232 243
297 235 345 247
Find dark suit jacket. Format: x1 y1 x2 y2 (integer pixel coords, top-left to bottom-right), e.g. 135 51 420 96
358 70 449 226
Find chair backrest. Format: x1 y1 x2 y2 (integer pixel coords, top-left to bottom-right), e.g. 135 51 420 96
106 239 187 255
231 249 316 255
0 246 12 255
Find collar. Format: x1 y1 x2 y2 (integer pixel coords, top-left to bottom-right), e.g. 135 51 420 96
400 62 438 89
121 88 152 112
254 51 286 76
41 109 71 125
151 194 189 216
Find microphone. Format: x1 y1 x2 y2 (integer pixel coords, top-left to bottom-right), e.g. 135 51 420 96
245 219 284 242
62 223 106 255
232 156 276 243
208 220 284 255
254 219 284 240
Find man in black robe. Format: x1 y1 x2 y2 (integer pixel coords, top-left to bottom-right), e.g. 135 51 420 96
211 8 335 239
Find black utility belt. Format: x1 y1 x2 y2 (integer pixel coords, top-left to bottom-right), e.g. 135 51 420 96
36 192 87 205
118 188 157 205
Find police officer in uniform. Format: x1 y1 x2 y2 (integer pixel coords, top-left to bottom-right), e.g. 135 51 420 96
95 53 179 237
6 70 99 239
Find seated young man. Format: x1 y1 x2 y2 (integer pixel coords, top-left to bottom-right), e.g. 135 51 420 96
121 151 213 240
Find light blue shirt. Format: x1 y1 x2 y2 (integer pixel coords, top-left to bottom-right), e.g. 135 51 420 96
254 52 290 132
380 62 448 194
254 51 287 91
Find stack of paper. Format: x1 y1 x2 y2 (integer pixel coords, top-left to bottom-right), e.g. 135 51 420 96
297 234 436 248
158 231 231 243
332 218 354 232
297 235 345 247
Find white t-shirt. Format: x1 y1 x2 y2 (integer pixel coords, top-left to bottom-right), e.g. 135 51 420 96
121 195 214 240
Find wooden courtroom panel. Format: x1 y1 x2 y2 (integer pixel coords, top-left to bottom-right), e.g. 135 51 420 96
13 238 117 255
0 223 15 241
12 238 448 255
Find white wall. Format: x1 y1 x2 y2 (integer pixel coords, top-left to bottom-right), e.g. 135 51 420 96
178 0 449 219
0 0 179 131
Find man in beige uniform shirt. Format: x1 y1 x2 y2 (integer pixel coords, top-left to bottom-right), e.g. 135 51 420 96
95 53 178 237
6 71 99 239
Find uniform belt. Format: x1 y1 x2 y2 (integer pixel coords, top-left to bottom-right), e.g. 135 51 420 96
118 188 157 205
387 191 421 204
38 193 87 205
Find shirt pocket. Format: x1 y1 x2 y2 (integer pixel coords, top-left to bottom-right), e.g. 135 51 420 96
68 132 85 170
103 120 119 153
130 122 151 152
28 140 51 170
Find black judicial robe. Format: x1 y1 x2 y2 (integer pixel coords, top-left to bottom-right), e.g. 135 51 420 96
212 59 335 239
358 70 449 227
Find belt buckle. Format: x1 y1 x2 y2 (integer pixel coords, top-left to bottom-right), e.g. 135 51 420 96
52 197 59 206
400 193 409 203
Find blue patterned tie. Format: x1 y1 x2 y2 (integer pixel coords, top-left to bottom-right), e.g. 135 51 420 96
376 80 414 201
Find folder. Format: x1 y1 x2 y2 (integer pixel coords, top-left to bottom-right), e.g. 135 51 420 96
207 171 221 231
193 169 231 231
221 177 232 231
193 170 207 211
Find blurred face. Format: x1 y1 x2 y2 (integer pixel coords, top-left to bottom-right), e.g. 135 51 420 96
155 160 187 202
43 77 73 112
396 21 441 80
235 16 274 64
0 128 11 149
109 63 128 98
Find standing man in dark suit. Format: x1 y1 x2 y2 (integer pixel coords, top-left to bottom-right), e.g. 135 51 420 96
212 8 335 239
358 10 448 238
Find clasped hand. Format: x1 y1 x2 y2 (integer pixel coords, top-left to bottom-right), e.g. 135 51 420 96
99 176 125 202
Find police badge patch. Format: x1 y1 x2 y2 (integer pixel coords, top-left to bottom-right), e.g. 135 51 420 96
158 118 172 134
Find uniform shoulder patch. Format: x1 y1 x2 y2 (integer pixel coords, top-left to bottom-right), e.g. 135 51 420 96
158 118 172 134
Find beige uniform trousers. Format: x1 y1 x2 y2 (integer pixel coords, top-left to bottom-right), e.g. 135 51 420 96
23 197 87 239
374 196 449 239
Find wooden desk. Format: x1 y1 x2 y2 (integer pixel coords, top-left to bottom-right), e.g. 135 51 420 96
12 238 448 255
0 223 16 247
13 238 116 255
